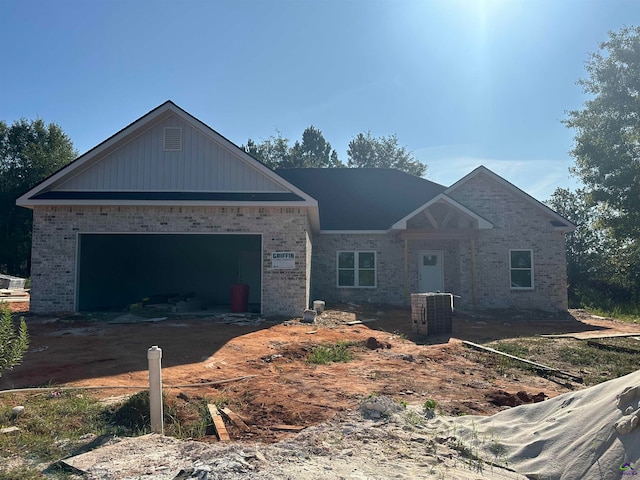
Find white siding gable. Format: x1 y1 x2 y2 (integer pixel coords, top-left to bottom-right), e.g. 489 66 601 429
57 115 287 193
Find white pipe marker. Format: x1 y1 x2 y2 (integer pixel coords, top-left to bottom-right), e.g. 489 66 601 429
147 345 164 434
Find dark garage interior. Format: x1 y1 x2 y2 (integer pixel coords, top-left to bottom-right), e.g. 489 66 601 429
77 233 262 312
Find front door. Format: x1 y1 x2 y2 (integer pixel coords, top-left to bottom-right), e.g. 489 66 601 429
418 250 444 292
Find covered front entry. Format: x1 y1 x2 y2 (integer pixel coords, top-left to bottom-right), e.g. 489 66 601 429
394 194 493 306
77 233 262 312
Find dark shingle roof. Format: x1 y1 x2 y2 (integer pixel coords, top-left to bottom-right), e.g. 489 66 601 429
277 168 446 230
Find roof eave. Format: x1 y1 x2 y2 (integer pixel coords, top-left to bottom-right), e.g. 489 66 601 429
390 193 494 230
16 199 318 208
17 101 318 207
446 165 576 231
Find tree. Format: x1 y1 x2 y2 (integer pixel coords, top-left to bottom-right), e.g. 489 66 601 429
564 26 640 244
547 188 613 305
243 132 291 170
0 119 76 276
245 126 427 176
0 304 28 377
564 26 640 306
244 126 343 169
287 126 342 168
347 131 426 177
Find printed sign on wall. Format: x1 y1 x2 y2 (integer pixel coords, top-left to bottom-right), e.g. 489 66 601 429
272 252 295 269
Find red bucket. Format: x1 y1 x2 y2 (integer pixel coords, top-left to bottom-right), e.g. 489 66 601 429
230 284 249 313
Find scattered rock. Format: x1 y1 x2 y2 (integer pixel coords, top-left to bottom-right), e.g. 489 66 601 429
616 408 640 435
11 405 25 417
486 390 546 407
365 337 391 350
301 309 317 323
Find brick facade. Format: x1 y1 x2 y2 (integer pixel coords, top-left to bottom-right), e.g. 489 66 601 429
310 172 568 312
29 205 312 316
28 173 568 316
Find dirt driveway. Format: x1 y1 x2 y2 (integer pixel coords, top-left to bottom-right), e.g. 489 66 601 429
3 304 639 443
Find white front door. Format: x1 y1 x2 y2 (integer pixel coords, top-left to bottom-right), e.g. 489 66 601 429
418 250 444 292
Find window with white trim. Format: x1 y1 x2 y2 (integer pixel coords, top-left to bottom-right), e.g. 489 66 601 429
337 251 376 288
510 249 534 289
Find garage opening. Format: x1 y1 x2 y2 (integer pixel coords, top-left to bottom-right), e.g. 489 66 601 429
77 233 262 312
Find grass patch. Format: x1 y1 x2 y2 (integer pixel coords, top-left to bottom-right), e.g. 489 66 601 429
306 341 357 365
492 341 530 357
583 306 640 324
467 336 639 386
0 391 108 462
0 467 45 480
0 389 226 478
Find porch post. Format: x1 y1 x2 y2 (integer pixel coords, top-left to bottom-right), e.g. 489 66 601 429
470 238 478 306
403 238 409 303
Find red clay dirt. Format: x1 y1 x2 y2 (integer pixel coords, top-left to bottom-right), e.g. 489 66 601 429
3 303 639 443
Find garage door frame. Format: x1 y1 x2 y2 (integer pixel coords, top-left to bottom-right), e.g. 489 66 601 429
75 231 264 312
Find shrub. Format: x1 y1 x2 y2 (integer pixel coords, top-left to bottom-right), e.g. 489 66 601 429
0 304 28 377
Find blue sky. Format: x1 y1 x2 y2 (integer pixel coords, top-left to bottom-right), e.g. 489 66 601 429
1 0 638 201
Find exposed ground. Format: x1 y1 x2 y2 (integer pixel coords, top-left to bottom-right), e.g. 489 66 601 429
3 302 640 448
4 302 640 478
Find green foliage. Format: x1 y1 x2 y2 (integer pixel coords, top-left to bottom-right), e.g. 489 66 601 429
0 467 45 479
0 118 76 276
245 126 427 177
565 26 640 243
553 27 640 310
244 132 293 169
492 341 529 358
244 126 342 169
0 391 107 462
423 398 438 411
0 304 29 377
287 126 343 168
306 341 355 364
347 131 426 177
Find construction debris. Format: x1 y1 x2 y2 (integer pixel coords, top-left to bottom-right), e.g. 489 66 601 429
0 274 26 289
221 407 251 432
542 332 640 340
271 425 305 432
207 404 230 441
462 340 583 383
301 309 317 323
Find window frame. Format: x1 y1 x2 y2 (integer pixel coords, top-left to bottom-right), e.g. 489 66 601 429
509 249 534 290
336 250 377 288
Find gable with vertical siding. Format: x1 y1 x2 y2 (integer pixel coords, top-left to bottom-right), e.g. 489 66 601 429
17 101 315 207
52 115 287 193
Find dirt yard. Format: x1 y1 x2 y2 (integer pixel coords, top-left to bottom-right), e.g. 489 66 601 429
3 303 640 445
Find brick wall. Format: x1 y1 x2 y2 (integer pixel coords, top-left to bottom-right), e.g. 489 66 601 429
447 172 569 311
310 172 569 312
30 205 311 316
311 233 405 306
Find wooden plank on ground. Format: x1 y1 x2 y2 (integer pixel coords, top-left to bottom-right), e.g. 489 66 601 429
462 340 583 383
207 404 230 441
272 424 305 432
221 407 250 431
541 332 640 340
